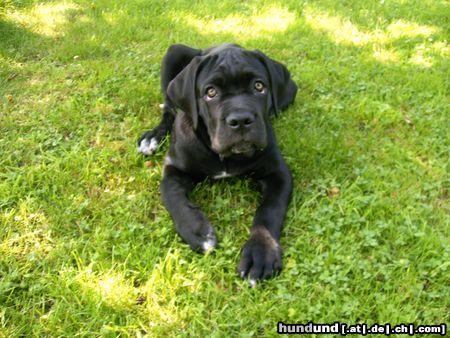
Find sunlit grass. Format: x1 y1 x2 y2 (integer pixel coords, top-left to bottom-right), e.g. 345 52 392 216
386 20 438 38
304 6 440 45
0 0 448 336
303 5 446 66
180 5 296 39
6 2 80 37
73 266 138 308
0 201 54 260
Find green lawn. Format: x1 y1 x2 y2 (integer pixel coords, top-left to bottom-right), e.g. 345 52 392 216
0 0 449 336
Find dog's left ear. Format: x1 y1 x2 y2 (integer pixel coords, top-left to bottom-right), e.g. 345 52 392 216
167 56 204 129
253 50 297 115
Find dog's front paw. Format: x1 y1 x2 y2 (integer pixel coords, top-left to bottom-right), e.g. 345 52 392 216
238 227 282 286
175 208 218 253
138 129 164 155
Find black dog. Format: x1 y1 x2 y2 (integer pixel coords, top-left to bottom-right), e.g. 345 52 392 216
138 44 297 285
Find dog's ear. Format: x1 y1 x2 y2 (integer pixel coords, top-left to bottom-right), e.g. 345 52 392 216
167 56 205 129
253 50 297 115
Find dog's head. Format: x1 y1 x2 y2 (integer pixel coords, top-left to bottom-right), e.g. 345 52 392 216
167 45 297 159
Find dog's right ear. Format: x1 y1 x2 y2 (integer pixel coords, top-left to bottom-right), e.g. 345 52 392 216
167 56 204 129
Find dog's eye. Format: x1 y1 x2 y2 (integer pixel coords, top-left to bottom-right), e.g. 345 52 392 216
206 87 217 99
254 81 265 93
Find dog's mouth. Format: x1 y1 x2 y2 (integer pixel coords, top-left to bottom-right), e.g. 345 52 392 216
217 142 261 159
211 131 268 160
231 142 255 155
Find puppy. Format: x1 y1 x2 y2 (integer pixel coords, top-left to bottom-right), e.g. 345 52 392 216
138 44 297 285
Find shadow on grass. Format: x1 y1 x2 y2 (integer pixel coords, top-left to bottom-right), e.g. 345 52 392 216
0 19 50 82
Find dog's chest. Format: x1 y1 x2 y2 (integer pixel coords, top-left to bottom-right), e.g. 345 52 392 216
211 159 246 179
210 156 257 179
212 170 234 179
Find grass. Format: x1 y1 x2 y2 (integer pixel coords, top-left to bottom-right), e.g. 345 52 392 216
0 0 449 336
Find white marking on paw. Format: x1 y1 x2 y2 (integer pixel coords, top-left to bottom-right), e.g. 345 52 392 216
202 238 216 252
213 171 233 179
249 279 257 287
159 103 165 110
240 271 246 278
138 138 159 155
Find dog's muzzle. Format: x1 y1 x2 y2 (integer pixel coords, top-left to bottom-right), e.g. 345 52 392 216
211 111 267 158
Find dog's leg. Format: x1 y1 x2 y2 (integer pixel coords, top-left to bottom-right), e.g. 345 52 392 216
160 165 217 252
138 44 202 155
238 165 292 285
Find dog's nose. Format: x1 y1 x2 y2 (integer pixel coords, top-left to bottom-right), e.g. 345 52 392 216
226 112 255 130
